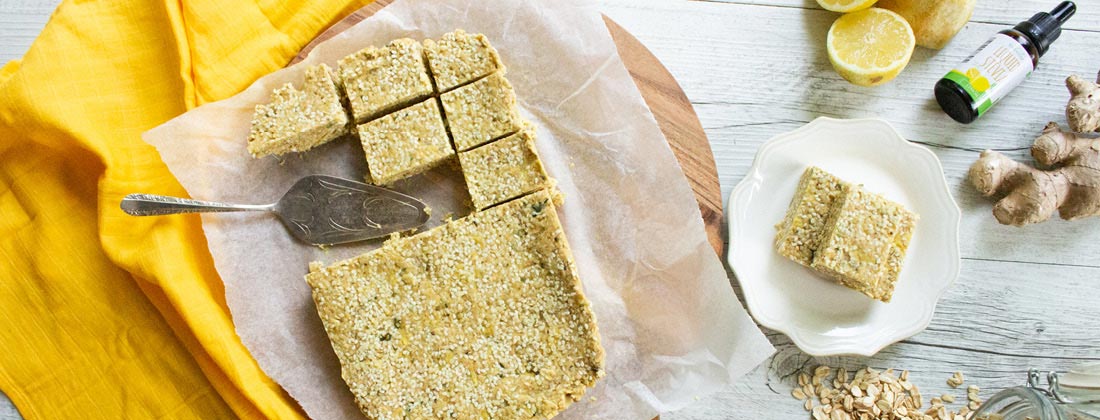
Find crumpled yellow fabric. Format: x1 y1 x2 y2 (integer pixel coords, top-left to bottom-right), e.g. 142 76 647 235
0 0 369 418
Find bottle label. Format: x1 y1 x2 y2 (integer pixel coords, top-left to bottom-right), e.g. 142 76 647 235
943 34 1034 116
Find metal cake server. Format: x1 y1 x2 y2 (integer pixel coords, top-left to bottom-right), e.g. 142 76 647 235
120 175 428 245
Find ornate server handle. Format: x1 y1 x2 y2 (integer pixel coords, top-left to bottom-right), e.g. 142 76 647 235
120 193 273 216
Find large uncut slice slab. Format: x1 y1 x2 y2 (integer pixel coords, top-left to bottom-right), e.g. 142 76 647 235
440 72 523 151
810 186 918 303
306 191 604 420
337 38 434 123
774 166 846 266
423 29 504 92
246 64 348 157
356 97 454 184
459 126 551 210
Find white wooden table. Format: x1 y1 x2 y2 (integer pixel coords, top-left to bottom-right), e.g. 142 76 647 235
2 0 1098 419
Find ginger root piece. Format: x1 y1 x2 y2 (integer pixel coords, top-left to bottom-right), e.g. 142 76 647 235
970 122 1100 226
878 0 975 49
1066 73 1100 133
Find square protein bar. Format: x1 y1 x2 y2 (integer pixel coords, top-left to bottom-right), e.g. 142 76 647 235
440 72 522 151
247 64 348 157
458 126 551 210
423 29 504 92
306 190 604 420
337 38 434 123
810 186 918 302
356 97 454 185
774 166 846 266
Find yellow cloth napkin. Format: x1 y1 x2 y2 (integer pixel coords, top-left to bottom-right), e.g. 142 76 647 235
0 0 369 418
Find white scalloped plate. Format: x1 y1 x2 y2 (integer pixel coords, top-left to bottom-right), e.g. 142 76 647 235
727 117 961 356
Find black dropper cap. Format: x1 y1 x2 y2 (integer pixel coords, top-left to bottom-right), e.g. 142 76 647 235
1013 1 1076 57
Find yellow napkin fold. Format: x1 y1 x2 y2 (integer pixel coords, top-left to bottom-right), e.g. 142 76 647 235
0 0 369 418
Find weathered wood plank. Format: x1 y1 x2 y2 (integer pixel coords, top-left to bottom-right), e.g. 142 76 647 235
667 257 1100 419
691 0 1100 33
0 392 18 420
601 0 1100 267
0 0 55 63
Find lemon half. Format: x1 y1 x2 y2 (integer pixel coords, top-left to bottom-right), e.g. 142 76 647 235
827 8 915 87
817 0 878 13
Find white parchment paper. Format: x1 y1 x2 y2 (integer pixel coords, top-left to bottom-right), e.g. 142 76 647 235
144 0 775 418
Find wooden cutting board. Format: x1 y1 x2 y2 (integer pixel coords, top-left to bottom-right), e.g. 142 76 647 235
292 2 724 257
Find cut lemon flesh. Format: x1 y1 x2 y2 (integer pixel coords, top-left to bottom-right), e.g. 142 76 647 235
827 8 915 87
817 0 878 13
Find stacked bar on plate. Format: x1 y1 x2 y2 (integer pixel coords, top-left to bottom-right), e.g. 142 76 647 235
775 166 918 303
247 30 602 420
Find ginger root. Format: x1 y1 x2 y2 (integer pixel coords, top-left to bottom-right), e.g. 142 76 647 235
970 122 1100 226
1066 73 1100 133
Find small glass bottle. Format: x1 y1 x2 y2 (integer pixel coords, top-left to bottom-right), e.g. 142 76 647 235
934 1 1076 124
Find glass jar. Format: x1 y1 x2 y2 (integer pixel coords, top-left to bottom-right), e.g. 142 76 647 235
973 364 1100 420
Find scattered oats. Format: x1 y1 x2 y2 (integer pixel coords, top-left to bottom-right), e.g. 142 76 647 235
967 384 980 401
859 396 875 408
830 409 843 420
947 371 965 388
791 367 983 420
851 386 864 398
875 398 892 413
793 388 808 400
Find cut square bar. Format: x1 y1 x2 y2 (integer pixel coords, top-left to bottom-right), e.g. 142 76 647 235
247 64 348 157
423 30 505 92
440 72 522 151
459 126 551 210
337 38 434 123
356 97 453 185
306 190 604 420
810 186 918 302
774 166 846 266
